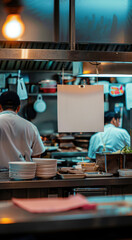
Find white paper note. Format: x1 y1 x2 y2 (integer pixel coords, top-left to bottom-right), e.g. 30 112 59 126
125 83 132 110
57 85 104 132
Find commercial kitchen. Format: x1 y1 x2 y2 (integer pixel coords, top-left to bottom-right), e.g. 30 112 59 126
1 0 132 239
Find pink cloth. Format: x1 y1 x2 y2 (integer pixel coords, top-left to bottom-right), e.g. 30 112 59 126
12 194 96 213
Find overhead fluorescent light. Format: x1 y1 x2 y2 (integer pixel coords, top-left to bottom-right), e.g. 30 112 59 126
78 74 132 78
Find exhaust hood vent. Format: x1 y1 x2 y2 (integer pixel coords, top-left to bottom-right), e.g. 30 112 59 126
0 41 132 71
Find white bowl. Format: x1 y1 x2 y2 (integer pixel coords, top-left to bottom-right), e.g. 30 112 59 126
118 169 132 177
36 164 57 168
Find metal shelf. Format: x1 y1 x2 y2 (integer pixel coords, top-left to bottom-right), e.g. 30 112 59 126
28 93 57 97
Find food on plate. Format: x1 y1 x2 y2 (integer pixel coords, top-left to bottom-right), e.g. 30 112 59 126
78 162 99 172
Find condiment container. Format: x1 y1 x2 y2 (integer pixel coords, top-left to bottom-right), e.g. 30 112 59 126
118 169 132 177
39 80 57 93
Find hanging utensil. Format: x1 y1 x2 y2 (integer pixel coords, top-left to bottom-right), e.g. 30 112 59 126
33 94 46 113
17 70 28 100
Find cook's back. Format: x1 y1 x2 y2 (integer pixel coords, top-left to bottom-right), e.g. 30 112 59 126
0 111 44 168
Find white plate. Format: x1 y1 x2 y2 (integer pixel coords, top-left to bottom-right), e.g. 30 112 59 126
9 164 36 168
32 158 57 164
9 168 36 172
36 163 57 167
9 163 36 170
9 170 35 174
36 171 56 175
9 162 36 165
10 176 35 180
10 173 36 178
9 172 35 177
9 174 35 179
45 146 58 151
36 167 56 171
36 170 57 174
9 165 36 168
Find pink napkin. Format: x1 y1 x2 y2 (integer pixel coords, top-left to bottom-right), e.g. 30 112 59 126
12 194 96 213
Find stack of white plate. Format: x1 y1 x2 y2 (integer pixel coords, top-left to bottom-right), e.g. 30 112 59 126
9 162 36 180
32 158 57 179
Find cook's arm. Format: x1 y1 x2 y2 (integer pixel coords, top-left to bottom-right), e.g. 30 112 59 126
88 136 94 159
124 130 131 147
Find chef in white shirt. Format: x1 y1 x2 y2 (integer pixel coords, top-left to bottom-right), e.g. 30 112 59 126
88 111 130 159
0 91 45 169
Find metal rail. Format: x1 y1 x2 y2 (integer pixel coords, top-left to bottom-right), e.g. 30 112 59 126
0 48 132 62
69 0 75 50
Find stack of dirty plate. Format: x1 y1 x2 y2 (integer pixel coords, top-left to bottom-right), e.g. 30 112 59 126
9 162 36 180
32 158 57 179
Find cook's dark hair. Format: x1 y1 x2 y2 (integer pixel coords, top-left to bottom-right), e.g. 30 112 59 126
2 104 18 111
104 111 120 124
0 91 20 111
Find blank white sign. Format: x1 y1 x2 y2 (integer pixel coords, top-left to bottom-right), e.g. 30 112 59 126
57 85 104 132
125 83 132 110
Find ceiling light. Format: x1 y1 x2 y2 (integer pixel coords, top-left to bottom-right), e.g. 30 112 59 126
2 14 25 40
78 74 132 78
2 0 25 40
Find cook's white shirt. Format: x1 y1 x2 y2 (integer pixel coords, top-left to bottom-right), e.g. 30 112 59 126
0 110 45 168
88 124 130 159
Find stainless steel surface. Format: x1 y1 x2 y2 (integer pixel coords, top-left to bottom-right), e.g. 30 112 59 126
54 0 59 42
0 48 132 62
0 41 132 71
69 0 75 50
0 176 132 189
1 195 132 238
0 175 132 200
83 62 132 75
73 187 108 196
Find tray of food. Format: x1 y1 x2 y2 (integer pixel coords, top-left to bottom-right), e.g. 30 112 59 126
57 167 85 179
78 162 99 172
85 172 113 178
57 172 86 179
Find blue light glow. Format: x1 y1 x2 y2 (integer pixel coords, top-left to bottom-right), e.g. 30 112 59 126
75 0 129 43
76 0 128 19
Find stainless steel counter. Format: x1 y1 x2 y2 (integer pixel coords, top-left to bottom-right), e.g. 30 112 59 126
1 195 132 239
0 176 132 199
0 176 132 189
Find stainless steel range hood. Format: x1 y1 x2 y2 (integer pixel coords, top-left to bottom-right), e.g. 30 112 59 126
80 62 132 77
1 41 132 73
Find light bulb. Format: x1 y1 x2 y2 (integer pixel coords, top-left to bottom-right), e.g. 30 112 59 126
2 14 25 40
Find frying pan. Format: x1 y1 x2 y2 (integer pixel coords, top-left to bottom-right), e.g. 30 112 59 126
22 102 37 121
